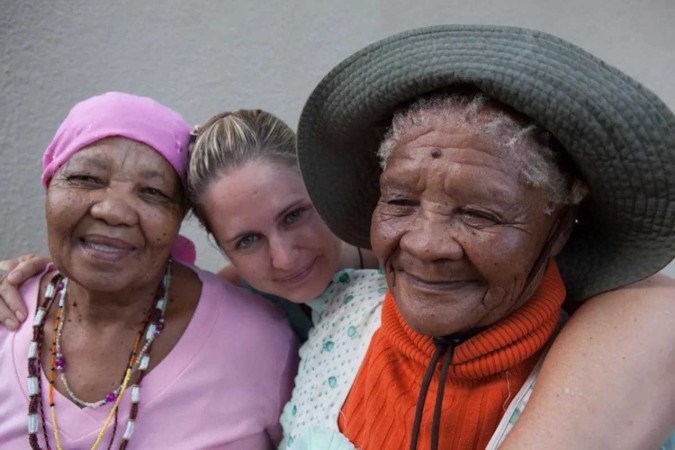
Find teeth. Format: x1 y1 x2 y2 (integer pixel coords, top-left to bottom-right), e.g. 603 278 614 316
85 241 126 253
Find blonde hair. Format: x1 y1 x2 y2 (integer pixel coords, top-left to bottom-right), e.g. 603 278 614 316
187 109 297 232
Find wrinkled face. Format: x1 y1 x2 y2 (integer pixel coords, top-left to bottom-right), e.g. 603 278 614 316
371 112 564 336
46 137 185 293
204 160 342 303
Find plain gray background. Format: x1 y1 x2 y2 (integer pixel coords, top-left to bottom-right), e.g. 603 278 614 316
2 0 674 276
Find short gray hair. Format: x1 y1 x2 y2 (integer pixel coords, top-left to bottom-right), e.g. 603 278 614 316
378 91 587 213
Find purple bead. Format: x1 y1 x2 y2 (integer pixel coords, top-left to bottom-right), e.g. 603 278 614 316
155 320 165 332
55 357 66 369
57 281 65 291
105 392 117 403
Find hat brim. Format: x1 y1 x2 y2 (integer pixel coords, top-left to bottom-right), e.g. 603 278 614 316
297 25 675 304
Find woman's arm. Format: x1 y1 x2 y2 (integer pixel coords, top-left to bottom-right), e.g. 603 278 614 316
0 254 51 330
500 273 675 449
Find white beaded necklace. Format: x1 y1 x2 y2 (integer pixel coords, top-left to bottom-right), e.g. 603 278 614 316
53 273 169 409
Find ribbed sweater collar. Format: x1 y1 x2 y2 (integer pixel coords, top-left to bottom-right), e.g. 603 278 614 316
381 262 566 382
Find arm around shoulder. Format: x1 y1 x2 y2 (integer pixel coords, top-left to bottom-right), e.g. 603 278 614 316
500 274 675 449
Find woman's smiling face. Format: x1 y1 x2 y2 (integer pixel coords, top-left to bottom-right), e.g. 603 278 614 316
203 160 342 303
371 110 565 337
45 137 185 292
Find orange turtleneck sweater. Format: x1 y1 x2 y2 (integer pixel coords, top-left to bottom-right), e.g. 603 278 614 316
338 262 566 450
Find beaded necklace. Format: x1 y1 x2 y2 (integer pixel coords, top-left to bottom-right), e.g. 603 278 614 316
53 279 152 409
27 264 171 450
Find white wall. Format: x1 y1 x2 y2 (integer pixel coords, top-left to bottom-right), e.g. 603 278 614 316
2 0 674 276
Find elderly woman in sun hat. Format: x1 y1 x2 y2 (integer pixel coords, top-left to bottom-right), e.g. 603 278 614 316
280 25 675 449
0 92 297 449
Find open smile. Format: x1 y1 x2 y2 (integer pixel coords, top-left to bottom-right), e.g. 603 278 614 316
79 236 136 261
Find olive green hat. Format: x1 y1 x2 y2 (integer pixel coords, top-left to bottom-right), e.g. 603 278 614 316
297 25 675 304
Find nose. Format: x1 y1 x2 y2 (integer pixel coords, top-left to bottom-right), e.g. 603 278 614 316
89 188 138 226
269 235 299 271
400 214 464 262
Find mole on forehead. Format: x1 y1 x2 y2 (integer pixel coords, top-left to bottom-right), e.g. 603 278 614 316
396 130 506 158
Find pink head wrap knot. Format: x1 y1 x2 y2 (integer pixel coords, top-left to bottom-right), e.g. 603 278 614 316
41 91 191 187
41 92 197 265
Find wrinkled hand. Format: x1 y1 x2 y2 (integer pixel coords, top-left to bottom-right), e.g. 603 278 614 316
0 254 51 330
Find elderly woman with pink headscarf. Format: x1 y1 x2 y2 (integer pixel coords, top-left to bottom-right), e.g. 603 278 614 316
0 92 297 449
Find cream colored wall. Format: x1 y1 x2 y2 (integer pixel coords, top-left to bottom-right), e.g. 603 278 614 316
2 0 674 276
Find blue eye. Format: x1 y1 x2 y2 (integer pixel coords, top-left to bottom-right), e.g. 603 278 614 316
284 209 305 224
237 234 260 249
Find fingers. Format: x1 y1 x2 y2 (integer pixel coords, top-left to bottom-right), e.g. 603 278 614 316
5 254 51 284
0 254 51 331
0 259 21 272
0 272 25 331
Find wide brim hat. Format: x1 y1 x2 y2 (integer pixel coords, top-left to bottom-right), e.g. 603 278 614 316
297 25 675 304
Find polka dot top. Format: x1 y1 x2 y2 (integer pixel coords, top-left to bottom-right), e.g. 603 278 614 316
279 269 387 449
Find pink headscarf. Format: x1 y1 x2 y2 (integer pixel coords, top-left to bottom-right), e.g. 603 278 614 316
41 92 196 264
42 91 190 187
